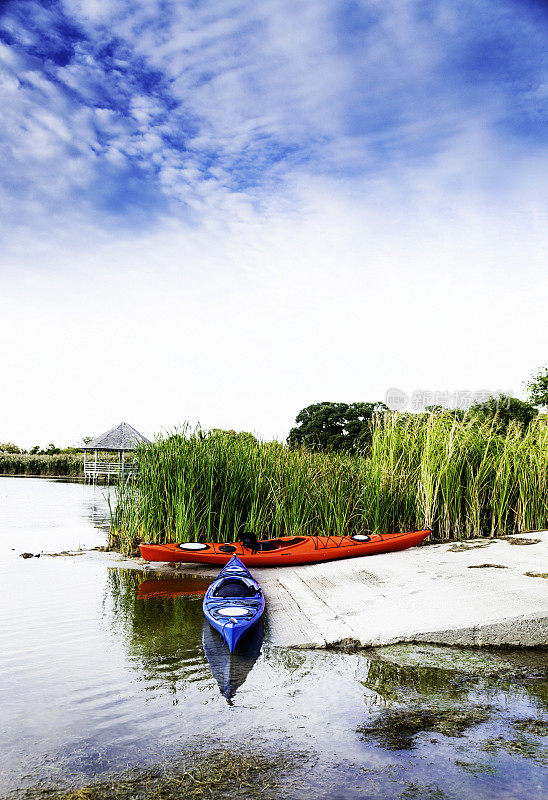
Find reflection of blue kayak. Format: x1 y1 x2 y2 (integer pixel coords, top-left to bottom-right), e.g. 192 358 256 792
202 619 263 703
203 556 265 653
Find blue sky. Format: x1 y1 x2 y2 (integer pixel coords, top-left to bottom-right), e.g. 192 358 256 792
1 1 547 445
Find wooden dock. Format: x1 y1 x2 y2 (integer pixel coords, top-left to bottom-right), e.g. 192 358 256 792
83 459 137 483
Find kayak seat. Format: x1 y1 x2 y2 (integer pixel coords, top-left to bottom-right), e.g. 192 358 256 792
258 536 305 551
214 579 257 598
237 532 305 552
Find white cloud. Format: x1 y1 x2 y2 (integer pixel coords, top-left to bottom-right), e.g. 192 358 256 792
1 0 547 241
1 164 547 447
1 0 547 446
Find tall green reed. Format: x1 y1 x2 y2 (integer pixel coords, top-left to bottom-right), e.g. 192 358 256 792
111 417 548 553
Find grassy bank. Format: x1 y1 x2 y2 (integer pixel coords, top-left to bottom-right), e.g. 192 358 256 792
0 452 84 477
111 415 548 553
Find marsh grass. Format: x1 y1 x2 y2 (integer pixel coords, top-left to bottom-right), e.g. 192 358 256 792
111 415 548 554
0 453 84 477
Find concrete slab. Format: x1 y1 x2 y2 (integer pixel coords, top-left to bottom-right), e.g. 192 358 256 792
250 532 548 648
75 532 548 649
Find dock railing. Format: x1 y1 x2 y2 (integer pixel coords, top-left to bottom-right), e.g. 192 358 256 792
83 460 137 483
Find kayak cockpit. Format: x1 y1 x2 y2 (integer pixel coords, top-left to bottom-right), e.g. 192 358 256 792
213 578 259 598
257 536 306 550
238 535 307 552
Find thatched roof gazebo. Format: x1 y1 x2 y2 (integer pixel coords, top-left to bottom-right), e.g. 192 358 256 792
82 422 151 482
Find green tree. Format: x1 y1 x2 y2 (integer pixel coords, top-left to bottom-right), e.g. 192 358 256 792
526 366 548 410
425 405 445 414
0 442 22 453
468 394 537 432
287 401 388 452
425 405 465 420
208 429 258 445
29 445 40 455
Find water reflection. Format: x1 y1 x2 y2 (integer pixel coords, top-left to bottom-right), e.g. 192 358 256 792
106 569 208 693
0 476 112 559
137 576 211 599
364 644 548 712
83 486 115 533
358 644 548 757
362 657 470 706
1 476 547 800
107 570 265 704
202 620 263 704
2 557 547 800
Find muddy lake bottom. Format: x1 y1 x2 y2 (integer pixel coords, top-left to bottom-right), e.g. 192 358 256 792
0 477 546 799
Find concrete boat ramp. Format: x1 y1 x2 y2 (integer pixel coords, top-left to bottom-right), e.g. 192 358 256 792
98 532 548 649
257 533 548 649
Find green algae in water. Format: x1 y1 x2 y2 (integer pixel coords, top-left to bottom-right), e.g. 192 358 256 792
454 761 497 776
400 781 448 799
14 747 308 800
371 643 547 677
513 717 548 737
362 657 471 705
358 705 492 750
476 718 548 766
360 644 548 725
372 644 519 674
479 734 548 766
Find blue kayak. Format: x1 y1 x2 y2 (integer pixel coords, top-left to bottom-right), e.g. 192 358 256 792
203 556 265 653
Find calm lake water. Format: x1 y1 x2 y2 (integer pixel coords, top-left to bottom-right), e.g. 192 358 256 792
0 476 546 799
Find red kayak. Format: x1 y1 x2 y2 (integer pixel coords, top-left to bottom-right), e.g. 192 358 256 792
139 530 430 567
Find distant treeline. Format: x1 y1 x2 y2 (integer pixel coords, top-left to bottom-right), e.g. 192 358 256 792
0 442 84 455
287 395 542 453
287 366 548 452
0 438 118 476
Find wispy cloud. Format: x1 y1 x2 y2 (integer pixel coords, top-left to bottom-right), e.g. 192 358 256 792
0 0 546 245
